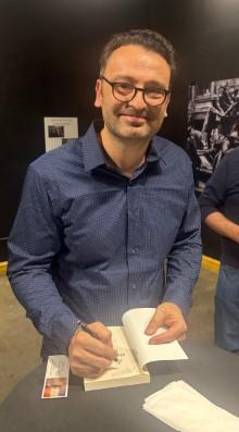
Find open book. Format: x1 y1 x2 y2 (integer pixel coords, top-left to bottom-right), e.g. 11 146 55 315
84 308 188 391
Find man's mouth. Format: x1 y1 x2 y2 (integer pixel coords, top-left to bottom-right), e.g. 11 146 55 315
119 113 149 122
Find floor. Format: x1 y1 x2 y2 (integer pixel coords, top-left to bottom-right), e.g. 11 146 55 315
0 267 218 403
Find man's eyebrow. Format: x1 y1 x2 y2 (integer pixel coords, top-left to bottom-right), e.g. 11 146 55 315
111 75 135 82
110 75 168 88
145 81 168 89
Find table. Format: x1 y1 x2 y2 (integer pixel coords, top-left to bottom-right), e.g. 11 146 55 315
0 341 239 432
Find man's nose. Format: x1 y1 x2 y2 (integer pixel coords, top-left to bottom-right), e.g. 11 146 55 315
128 89 147 109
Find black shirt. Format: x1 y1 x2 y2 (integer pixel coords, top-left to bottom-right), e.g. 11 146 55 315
200 147 239 268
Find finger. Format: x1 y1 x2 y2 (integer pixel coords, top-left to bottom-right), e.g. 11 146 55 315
148 322 186 344
145 308 165 335
71 362 104 378
71 347 113 370
87 322 113 346
84 336 117 360
177 334 186 342
74 331 117 361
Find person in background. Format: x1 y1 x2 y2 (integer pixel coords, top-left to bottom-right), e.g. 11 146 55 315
8 29 201 378
200 147 239 353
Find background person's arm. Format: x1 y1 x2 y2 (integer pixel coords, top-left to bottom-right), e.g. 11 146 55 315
204 211 239 244
200 151 239 244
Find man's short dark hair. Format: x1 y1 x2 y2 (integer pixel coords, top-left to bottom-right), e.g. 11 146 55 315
99 29 177 87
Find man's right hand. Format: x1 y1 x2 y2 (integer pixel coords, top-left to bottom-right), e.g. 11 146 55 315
68 321 117 378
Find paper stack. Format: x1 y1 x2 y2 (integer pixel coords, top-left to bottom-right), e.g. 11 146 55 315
143 380 239 432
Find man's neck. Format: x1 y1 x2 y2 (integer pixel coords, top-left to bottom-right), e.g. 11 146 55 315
100 128 150 178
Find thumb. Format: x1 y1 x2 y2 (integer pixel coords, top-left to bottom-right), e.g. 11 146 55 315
145 308 165 335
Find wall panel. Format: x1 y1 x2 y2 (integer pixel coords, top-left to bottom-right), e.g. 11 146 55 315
1 0 239 260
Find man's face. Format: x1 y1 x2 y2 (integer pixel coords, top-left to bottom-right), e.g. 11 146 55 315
94 44 171 143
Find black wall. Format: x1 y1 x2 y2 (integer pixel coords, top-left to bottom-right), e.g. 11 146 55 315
1 0 239 261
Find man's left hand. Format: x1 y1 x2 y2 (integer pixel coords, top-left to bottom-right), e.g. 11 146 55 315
144 302 187 344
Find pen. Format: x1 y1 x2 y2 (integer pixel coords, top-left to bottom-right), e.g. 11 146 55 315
77 320 93 335
77 319 117 358
77 320 112 342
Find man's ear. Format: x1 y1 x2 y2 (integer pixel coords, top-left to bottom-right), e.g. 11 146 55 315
94 79 102 108
163 93 171 117
165 93 171 109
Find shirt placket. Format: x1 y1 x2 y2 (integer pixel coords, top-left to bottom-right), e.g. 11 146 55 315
126 179 141 307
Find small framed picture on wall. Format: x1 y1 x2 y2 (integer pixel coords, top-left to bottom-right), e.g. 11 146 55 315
44 117 79 152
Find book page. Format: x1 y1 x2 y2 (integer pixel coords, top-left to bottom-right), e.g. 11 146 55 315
84 327 147 390
122 308 188 369
108 327 143 377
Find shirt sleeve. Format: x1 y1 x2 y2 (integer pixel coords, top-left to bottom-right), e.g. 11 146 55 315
162 168 202 315
199 156 228 221
7 164 79 354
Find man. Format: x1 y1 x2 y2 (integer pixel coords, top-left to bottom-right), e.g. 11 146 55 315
200 147 239 353
8 29 201 378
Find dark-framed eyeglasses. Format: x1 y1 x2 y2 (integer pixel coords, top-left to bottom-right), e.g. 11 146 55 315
100 75 170 107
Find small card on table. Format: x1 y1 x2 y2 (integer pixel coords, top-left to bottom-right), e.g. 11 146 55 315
41 355 69 399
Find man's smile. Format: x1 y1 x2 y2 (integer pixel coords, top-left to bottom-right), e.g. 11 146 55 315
120 113 147 120
118 110 151 122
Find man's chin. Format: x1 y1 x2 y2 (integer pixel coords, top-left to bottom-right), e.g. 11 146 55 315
116 131 144 140
120 125 152 140
105 120 154 142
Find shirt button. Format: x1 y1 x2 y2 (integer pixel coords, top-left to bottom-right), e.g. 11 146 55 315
131 284 136 290
132 249 136 254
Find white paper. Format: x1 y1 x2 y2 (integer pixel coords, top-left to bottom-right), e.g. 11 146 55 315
44 117 78 152
143 380 239 432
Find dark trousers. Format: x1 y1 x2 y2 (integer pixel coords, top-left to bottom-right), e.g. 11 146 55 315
215 264 239 353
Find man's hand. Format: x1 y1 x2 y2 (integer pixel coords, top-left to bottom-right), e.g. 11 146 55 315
144 302 187 344
68 321 117 378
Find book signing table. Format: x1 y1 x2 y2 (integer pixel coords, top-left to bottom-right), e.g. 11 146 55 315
0 341 239 432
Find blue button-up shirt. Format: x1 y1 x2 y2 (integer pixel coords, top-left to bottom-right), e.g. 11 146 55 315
8 122 201 356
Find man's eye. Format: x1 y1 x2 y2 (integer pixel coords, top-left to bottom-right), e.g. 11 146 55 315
146 88 165 98
115 82 133 94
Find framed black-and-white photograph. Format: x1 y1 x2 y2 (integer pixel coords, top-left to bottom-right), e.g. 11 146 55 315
187 78 239 192
48 125 65 138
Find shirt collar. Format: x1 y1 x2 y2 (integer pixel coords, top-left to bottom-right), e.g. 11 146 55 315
81 120 106 172
81 120 167 173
